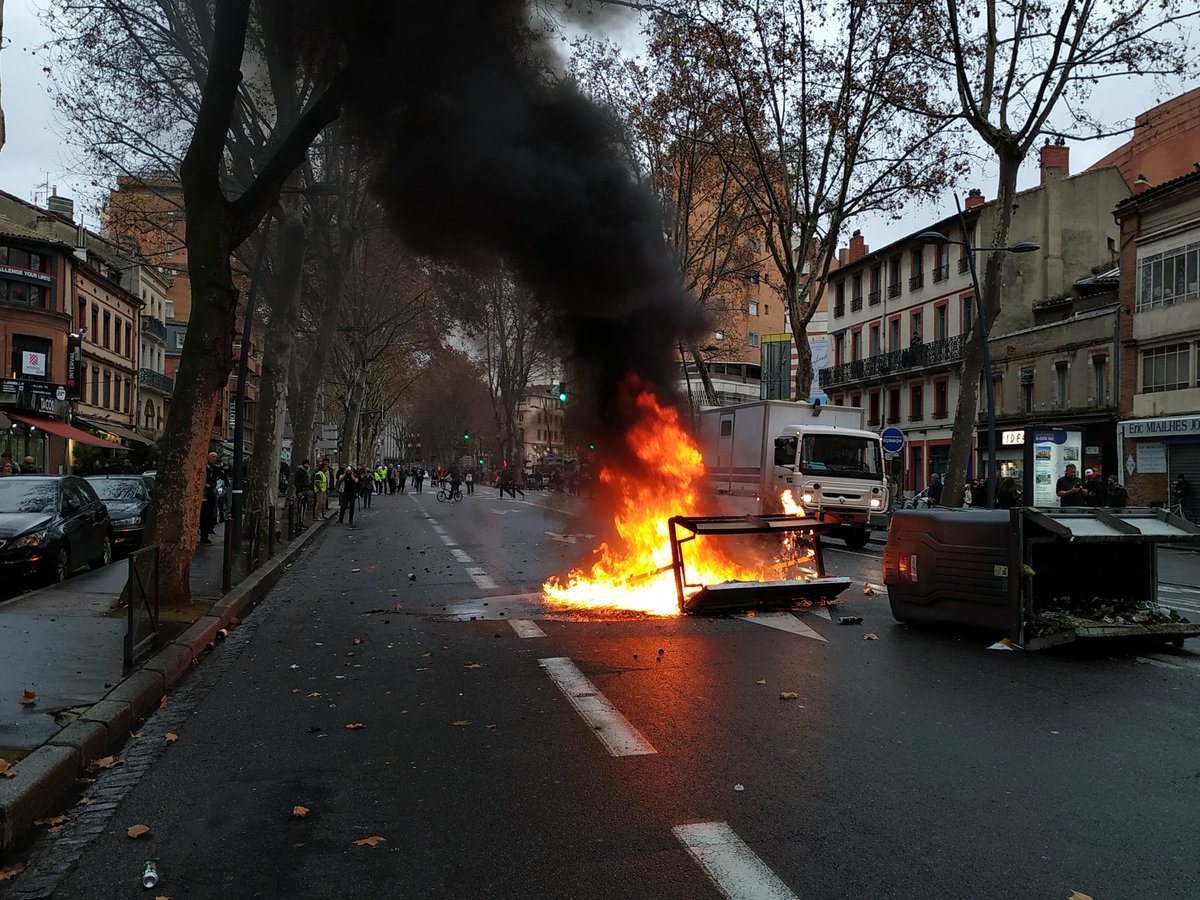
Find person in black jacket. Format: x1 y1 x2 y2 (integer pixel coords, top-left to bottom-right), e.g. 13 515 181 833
336 464 359 526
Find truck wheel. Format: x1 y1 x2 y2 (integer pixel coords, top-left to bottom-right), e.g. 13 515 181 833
842 529 871 550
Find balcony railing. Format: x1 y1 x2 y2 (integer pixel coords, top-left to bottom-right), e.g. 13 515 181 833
141 316 167 342
932 263 949 282
868 289 881 306
958 257 971 275
887 282 901 299
834 303 845 318
850 295 863 313
139 368 174 396
909 273 924 291
817 333 966 389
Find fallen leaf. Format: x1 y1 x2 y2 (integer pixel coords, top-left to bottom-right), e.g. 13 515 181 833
486 724 498 730
451 720 471 727
307 692 321 698
19 690 36 706
292 805 309 818
352 638 363 645
464 663 483 669
0 861 28 881
159 695 168 709
755 679 767 685
94 756 119 769
422 651 432 657
354 835 386 847
76 797 96 806
393 603 403 612
345 651 356 657
129 731 142 739
1067 894 1094 900
344 723 365 730
779 692 799 700
34 815 68 827
863 633 879 641
126 823 151 839
164 733 179 743
0 759 14 778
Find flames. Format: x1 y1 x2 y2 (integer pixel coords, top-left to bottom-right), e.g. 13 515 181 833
541 381 811 617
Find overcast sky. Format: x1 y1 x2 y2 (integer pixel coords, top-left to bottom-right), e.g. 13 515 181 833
1 0 1196 244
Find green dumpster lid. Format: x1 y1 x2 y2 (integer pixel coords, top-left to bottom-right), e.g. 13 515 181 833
1024 507 1200 542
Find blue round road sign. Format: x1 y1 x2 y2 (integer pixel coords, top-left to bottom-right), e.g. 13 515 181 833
880 427 905 453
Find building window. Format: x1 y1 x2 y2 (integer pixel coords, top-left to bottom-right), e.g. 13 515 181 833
851 273 863 312
91 306 99 340
91 366 99 406
103 311 111 349
850 393 862 408
888 317 901 352
961 296 975 335
748 300 759 316
888 257 902 298
851 329 862 361
833 333 845 367
834 281 846 317
932 243 949 282
1092 355 1108 406
166 240 175 260
910 311 923 346
909 247 924 290
165 300 175 319
125 321 132 357
887 388 901 423
868 391 881 427
748 332 760 348
115 376 122 412
869 323 881 356
1020 366 1035 413
0 244 50 309
933 380 949 418
144 400 155 430
934 304 948 342
103 370 111 408
1141 342 1191 393
1054 361 1069 409
909 383 924 421
714 330 725 342
868 266 882 305
1137 241 1200 311
10 335 51 381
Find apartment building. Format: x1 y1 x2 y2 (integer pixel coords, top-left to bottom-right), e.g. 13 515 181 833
817 143 1127 494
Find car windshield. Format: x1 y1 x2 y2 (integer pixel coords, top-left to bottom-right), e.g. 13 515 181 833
798 434 883 479
88 478 148 502
0 479 60 514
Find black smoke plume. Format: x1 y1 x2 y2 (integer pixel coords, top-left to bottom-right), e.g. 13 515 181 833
341 0 705 455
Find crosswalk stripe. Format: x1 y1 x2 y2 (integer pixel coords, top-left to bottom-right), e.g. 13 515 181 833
674 822 798 900
509 619 547 638
738 611 827 642
538 657 656 757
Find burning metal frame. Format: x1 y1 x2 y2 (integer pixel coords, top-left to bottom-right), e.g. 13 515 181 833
668 514 852 614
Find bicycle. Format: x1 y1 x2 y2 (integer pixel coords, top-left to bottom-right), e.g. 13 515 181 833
437 484 463 503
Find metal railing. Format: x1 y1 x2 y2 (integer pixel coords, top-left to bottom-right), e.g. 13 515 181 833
887 282 901 299
141 316 168 342
932 263 950 282
818 333 966 389
139 367 175 396
868 289 881 306
909 273 924 290
850 295 863 312
958 257 971 274
123 544 160 671
833 303 845 318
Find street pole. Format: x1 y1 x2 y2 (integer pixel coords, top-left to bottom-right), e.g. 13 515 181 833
956 195 998 510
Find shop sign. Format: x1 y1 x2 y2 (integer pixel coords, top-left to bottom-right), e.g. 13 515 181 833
0 264 54 285
21 351 46 376
1136 442 1167 474
1028 428 1083 508
1123 416 1200 438
0 379 67 416
1002 430 1024 446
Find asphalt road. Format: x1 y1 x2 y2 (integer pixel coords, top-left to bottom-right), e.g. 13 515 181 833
4 490 1200 899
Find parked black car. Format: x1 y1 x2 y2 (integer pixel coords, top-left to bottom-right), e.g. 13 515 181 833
0 475 113 584
86 475 152 553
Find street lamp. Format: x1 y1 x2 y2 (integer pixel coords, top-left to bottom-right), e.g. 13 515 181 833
917 203 1038 510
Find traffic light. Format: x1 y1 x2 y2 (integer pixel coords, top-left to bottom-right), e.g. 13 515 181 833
478 457 485 465
462 431 470 440
588 442 595 450
557 382 568 403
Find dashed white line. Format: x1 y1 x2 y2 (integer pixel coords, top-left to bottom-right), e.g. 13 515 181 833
738 611 827 642
673 822 798 900
450 548 472 563
422 508 497 589
509 619 547 639
466 566 498 590
538 657 656 757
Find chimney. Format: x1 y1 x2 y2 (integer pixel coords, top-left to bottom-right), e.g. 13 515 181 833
47 195 75 222
848 229 867 262
1133 173 1150 194
1039 136 1070 184
964 188 985 209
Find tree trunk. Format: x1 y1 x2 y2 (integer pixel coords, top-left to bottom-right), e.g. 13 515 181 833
246 214 306 561
941 151 1022 509
792 330 814 403
342 370 364 464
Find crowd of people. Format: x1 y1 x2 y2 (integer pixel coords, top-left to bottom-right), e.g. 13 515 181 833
917 465 1136 511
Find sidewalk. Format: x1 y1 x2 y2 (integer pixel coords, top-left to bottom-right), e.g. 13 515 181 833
0 506 331 850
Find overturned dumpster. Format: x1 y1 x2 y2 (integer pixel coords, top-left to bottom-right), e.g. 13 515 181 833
883 507 1200 649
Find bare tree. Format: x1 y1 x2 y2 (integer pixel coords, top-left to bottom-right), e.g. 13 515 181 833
643 0 958 399
933 0 1200 508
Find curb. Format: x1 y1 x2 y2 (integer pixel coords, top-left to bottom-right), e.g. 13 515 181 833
0 512 332 852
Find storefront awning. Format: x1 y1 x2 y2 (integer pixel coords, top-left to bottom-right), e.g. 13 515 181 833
73 416 156 447
7 413 120 448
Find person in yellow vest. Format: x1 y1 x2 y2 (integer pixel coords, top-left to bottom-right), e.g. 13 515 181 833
313 462 330 515
374 465 386 495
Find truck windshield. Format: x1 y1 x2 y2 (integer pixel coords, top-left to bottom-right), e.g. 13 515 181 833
798 434 882 478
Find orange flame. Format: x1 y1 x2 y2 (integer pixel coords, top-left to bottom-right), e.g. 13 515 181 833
542 382 813 616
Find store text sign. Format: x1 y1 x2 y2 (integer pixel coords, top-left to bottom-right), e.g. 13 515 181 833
1124 417 1200 437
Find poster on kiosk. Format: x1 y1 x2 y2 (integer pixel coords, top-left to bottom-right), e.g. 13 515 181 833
1022 427 1083 507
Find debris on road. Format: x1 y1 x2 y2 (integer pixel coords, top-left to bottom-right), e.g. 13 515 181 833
354 835 386 847
126 824 151 839
733 783 745 792
292 806 309 818
779 692 798 700
862 632 878 640
838 616 863 625
18 690 36 706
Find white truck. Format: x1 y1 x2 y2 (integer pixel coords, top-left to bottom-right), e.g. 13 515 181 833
697 400 889 548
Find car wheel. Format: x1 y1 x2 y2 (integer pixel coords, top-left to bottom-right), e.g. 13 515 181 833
842 529 871 550
55 545 72 582
91 534 113 570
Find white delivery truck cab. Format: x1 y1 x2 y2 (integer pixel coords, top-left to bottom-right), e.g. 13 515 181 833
697 400 889 548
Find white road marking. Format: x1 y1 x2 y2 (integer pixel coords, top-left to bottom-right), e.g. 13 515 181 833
510 619 547 638
673 822 798 900
466 566 499 590
423 512 497 589
738 611 827 642
439 534 457 547
538 657 656 757
450 548 472 562
812 608 831 621
431 523 446 534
